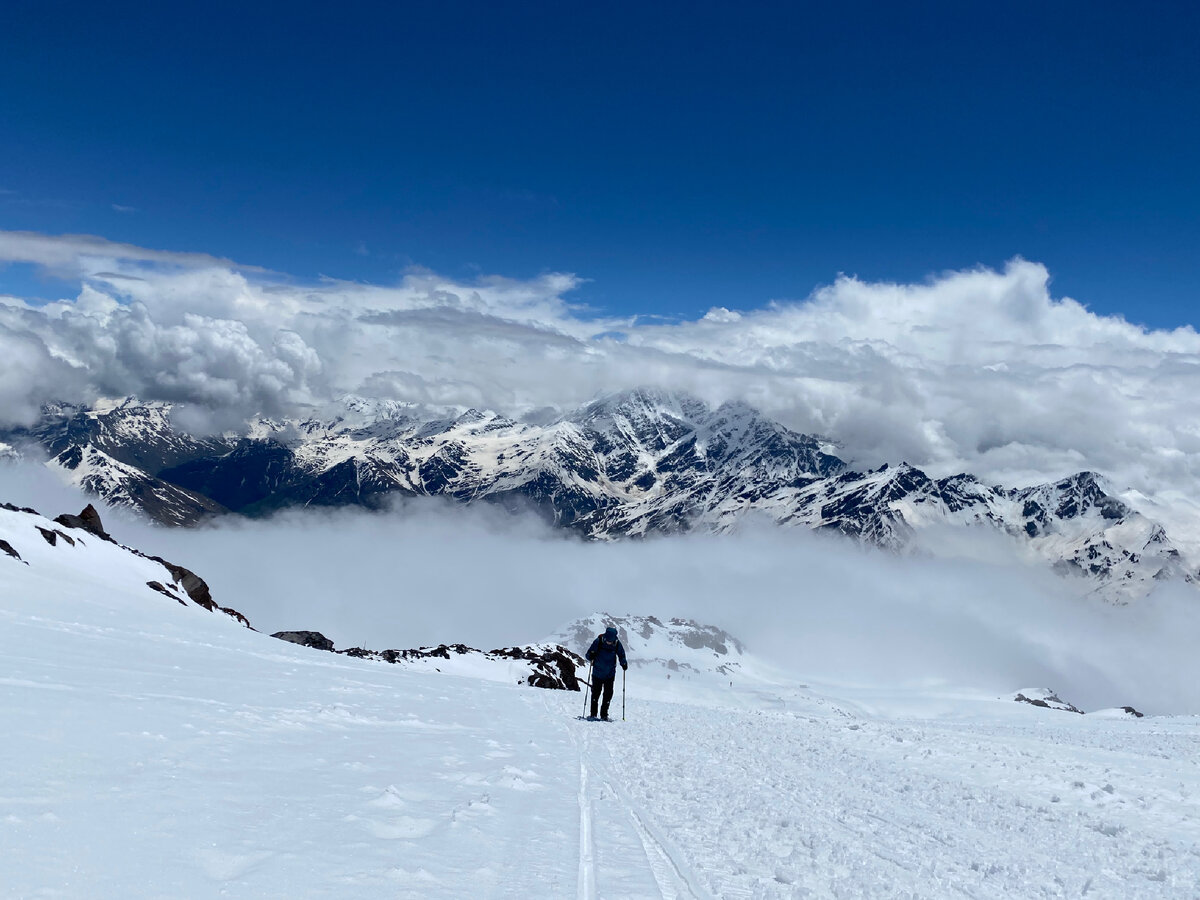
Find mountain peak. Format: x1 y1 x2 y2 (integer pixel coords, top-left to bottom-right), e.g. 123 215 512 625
8 394 1194 602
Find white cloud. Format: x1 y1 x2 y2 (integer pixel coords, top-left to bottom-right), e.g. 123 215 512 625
3 230 1200 515
0 230 267 279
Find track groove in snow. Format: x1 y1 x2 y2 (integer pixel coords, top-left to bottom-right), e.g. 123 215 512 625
575 728 597 900
584 698 1200 899
600 770 710 900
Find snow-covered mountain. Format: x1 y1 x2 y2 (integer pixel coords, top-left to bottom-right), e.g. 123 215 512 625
7 390 1197 601
550 612 842 712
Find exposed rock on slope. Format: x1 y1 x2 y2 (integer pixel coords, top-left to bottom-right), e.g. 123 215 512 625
272 630 337 652
270 630 586 691
1013 689 1085 714
0 500 248 627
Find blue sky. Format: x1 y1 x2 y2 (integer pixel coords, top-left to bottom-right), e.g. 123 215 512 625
2 1 1198 327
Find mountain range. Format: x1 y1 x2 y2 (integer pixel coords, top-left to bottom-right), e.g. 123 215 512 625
3 389 1195 602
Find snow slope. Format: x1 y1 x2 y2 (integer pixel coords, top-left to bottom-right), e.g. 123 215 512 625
4 511 1200 897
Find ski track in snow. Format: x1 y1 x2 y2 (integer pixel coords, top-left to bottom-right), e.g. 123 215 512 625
6 620 1200 899
574 700 1200 899
565 704 706 900
599 769 709 900
575 727 596 900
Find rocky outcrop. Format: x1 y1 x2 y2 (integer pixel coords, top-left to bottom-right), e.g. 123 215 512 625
36 526 75 547
146 580 187 605
1013 689 1084 714
272 630 336 652
145 556 214 611
45 504 249 627
267 630 586 691
490 645 584 691
53 503 113 542
0 538 22 561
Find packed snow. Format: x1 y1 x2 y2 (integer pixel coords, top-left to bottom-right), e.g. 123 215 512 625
3 504 1200 898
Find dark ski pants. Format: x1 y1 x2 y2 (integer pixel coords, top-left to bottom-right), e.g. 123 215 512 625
590 676 615 718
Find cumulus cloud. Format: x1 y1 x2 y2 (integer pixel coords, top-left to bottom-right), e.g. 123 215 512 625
3 229 1200 517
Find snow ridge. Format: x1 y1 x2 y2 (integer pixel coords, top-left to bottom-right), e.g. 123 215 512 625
8 391 1198 601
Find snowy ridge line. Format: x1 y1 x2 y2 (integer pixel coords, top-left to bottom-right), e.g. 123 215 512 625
271 629 586 691
16 390 1200 602
0 500 250 628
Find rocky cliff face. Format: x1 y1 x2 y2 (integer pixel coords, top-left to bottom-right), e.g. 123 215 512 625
7 391 1197 602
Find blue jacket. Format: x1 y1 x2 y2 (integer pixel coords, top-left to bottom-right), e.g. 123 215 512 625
586 632 627 680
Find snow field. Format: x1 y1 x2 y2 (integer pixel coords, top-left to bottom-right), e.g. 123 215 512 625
5 587 1200 898
4 503 1200 898
576 697 1200 898
1 612 586 897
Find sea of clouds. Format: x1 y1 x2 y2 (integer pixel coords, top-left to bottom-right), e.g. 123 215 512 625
3 463 1199 716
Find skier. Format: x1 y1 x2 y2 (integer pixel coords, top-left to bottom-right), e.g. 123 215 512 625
585 625 627 720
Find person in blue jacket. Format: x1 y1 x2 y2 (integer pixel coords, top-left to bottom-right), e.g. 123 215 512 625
585 626 628 720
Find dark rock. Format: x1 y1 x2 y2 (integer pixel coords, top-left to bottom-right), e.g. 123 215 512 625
54 504 115 543
1120 706 1145 718
375 643 479 661
146 580 187 606
122 545 248 626
1014 691 1084 714
328 639 585 691
160 439 295 511
80 504 107 537
145 556 215 611
219 606 252 628
271 630 336 652
0 539 22 561
489 644 587 691
35 527 75 547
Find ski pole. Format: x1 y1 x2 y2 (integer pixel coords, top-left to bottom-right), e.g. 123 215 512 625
622 666 626 721
583 661 593 718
